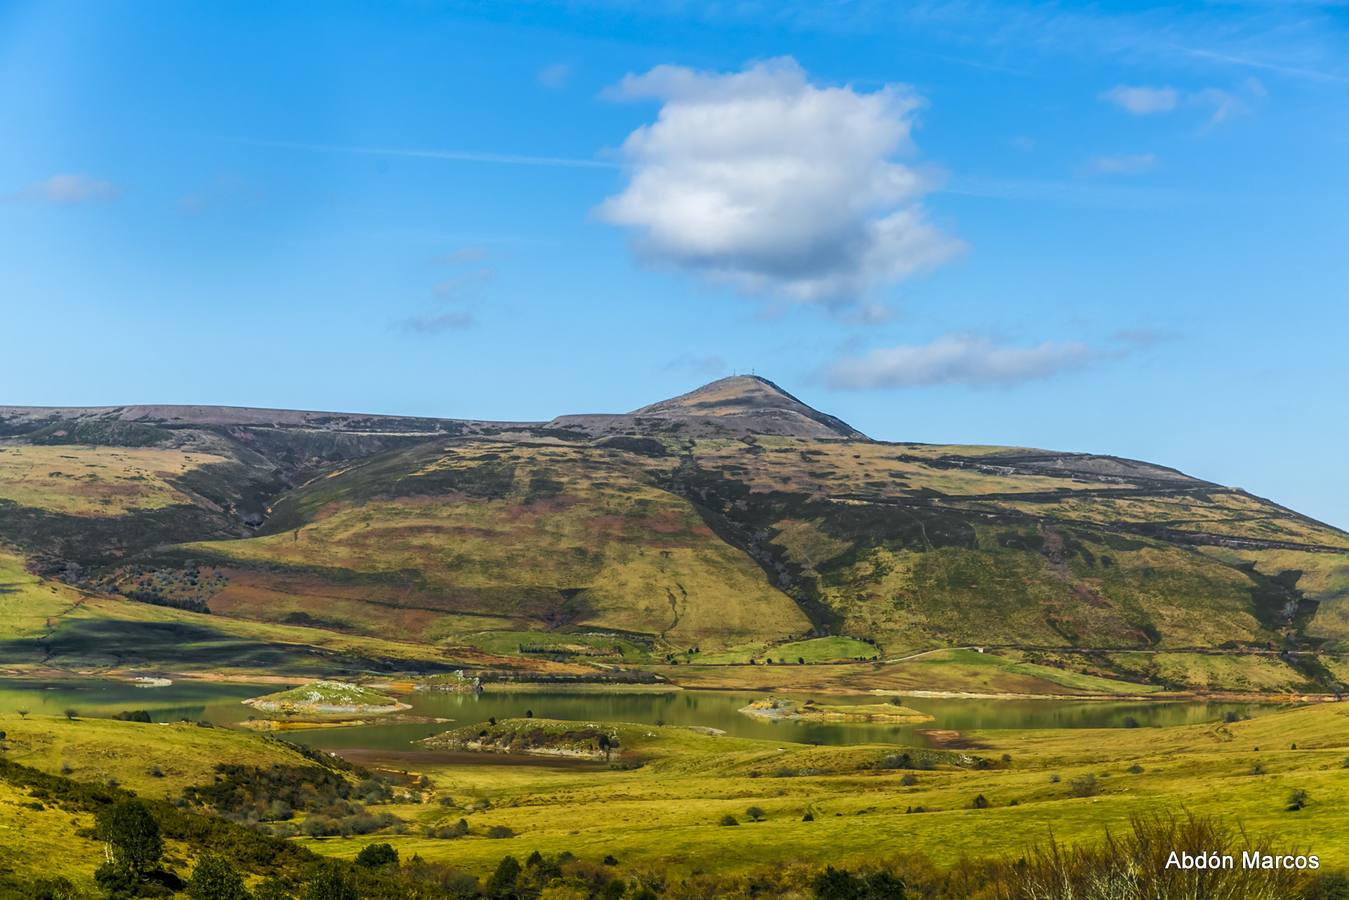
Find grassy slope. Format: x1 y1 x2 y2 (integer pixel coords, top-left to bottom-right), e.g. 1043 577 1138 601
183 442 809 649
0 548 85 640
0 714 318 798
0 443 224 516
300 703 1349 877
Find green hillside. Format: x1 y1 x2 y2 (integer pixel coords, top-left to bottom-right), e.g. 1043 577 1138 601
2 376 1347 690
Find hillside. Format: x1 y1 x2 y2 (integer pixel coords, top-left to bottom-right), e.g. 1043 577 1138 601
2 376 1347 688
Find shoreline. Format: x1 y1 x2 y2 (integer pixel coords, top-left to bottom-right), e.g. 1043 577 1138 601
0 666 1340 705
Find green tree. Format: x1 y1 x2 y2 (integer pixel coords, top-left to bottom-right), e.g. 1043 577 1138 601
485 855 521 897
95 800 163 878
745 805 766 822
354 842 399 870
302 865 357 900
187 853 251 900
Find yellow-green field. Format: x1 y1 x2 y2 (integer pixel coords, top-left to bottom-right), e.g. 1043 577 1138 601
289 702 1349 878
0 443 223 516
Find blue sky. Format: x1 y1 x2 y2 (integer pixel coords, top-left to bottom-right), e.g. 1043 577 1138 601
2 1 1347 528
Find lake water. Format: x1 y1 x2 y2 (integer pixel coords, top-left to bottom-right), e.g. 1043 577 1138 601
0 677 1287 753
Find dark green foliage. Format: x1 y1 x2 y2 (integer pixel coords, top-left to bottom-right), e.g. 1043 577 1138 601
1288 789 1310 811
113 710 152 723
486 825 515 839
355 843 399 870
184 763 398 832
720 814 740 826
96 800 163 877
302 865 358 900
187 853 251 900
745 805 766 821
484 856 521 898
812 865 907 899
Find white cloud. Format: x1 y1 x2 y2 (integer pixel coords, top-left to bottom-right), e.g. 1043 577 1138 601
823 334 1099 389
1101 82 1263 127
1191 87 1246 125
1086 153 1158 175
598 57 962 304
15 173 120 205
1100 85 1179 115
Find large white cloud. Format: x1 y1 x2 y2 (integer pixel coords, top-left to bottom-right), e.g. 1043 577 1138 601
824 334 1099 389
598 58 962 304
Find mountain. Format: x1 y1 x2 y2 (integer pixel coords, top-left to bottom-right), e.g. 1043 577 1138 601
2 378 1347 684
548 375 866 440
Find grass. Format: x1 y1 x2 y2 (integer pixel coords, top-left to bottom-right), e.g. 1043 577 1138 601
182 442 810 649
689 635 880 665
0 443 223 516
0 714 317 798
456 629 655 663
0 548 84 640
290 702 1349 879
244 680 405 713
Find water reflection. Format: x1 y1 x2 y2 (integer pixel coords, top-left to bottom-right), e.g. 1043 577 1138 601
0 677 1290 753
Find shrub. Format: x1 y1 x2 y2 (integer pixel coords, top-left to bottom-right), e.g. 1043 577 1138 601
1127 764 1145 774
301 865 357 900
487 825 515 839
354 842 399 869
1251 762 1266 776
812 866 907 899
720 814 740 826
981 811 1315 900
485 855 521 897
1287 789 1310 811
96 799 163 878
802 812 815 822
971 794 990 809
186 853 250 900
746 805 766 822
1122 716 1140 729
1068 774 1099 798
900 774 918 786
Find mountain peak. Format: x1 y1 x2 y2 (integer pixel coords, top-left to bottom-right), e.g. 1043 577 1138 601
631 375 867 440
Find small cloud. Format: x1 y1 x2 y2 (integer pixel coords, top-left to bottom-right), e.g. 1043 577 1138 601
538 63 572 90
1191 88 1247 126
1101 82 1263 128
823 334 1102 390
13 173 121 205
598 57 962 307
400 311 475 334
1100 85 1179 115
1085 153 1157 176
662 354 728 377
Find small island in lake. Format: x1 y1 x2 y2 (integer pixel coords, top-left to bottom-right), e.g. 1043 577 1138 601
739 696 934 724
242 680 411 717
